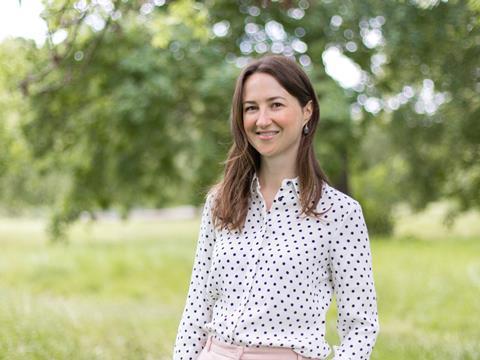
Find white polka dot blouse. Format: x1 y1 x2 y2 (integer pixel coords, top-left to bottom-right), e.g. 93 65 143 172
173 172 380 360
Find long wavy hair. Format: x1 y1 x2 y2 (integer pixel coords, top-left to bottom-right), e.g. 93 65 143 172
210 54 331 232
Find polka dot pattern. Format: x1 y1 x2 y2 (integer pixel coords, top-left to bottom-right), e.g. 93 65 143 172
173 172 379 360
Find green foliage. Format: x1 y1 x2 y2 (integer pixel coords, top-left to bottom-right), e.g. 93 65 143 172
350 122 408 235
11 2 237 239
150 0 210 48
0 39 63 214
374 1 480 216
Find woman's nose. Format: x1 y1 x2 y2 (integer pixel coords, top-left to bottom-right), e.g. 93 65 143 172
256 108 272 126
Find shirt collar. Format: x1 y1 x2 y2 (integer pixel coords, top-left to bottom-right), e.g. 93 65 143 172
250 171 300 198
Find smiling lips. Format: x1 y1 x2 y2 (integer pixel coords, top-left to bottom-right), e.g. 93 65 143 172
256 130 280 140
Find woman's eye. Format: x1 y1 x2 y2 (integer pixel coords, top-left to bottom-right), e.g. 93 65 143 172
272 102 283 108
244 106 255 112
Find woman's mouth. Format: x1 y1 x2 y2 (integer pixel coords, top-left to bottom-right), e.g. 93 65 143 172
256 131 279 140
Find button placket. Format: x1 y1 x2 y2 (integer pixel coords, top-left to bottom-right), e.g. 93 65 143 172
230 177 293 343
229 190 274 342
243 211 268 296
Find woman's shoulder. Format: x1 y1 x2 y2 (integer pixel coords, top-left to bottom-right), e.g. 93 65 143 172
204 183 222 210
206 183 220 200
318 181 361 216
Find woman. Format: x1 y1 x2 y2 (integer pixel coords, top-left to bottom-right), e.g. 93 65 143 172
173 54 380 360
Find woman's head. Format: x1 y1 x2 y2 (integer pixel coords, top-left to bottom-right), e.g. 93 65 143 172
242 72 312 162
210 54 330 232
231 55 320 169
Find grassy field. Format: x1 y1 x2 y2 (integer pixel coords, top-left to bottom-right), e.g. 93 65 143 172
0 202 479 359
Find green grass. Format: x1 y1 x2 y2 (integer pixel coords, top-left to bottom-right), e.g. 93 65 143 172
0 203 479 359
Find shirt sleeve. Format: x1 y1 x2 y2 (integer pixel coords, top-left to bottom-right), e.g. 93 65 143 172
329 200 380 360
173 191 217 360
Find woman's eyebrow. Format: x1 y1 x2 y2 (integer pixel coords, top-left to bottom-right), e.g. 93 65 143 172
243 96 286 105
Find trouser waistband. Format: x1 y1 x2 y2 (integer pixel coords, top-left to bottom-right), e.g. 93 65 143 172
204 333 310 360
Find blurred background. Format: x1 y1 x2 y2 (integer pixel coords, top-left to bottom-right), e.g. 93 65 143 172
0 0 479 359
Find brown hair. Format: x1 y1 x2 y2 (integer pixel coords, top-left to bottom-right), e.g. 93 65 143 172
210 54 331 232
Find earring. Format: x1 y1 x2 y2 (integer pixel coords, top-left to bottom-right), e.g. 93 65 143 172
303 123 309 135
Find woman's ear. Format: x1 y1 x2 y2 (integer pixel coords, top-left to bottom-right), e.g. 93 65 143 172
303 100 313 124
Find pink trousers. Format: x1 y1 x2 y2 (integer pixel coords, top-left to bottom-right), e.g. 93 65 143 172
197 334 321 360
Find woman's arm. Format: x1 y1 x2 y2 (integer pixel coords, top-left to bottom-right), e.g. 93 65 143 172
329 200 380 360
173 191 216 360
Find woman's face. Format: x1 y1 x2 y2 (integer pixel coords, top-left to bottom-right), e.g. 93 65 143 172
242 72 312 161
